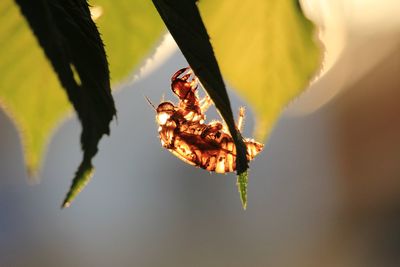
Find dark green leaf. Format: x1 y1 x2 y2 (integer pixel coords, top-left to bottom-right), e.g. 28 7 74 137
14 0 116 208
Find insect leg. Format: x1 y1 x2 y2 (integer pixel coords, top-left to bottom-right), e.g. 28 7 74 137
237 107 245 132
171 67 190 81
200 95 212 113
190 77 198 89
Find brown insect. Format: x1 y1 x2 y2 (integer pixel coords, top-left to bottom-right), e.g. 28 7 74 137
150 67 263 173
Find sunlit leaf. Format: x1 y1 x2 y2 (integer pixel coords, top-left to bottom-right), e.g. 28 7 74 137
91 0 164 83
0 0 164 206
199 0 321 139
0 0 71 176
14 0 116 210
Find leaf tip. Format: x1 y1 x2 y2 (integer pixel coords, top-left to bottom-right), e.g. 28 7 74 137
26 166 41 185
61 163 94 209
24 142 45 184
61 201 71 209
237 170 248 210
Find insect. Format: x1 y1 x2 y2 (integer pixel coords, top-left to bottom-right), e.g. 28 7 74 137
150 67 263 173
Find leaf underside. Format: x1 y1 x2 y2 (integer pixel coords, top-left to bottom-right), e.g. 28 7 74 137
152 0 249 175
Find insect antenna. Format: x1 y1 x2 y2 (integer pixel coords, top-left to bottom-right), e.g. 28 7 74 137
144 95 157 111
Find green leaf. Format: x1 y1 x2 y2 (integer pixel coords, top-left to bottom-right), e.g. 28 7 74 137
14 0 116 208
152 0 249 176
237 171 248 210
62 162 94 208
0 0 71 176
0 0 163 206
92 0 164 82
199 0 321 139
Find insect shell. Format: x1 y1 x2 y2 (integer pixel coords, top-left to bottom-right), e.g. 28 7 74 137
154 67 264 173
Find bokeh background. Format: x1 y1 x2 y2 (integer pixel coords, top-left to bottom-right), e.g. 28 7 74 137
1 1 400 266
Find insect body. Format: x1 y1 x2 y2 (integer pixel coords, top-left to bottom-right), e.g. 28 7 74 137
153 67 263 173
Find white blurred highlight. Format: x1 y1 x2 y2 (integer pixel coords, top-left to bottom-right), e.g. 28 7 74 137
89 6 103 21
300 0 346 74
287 0 400 116
133 33 178 81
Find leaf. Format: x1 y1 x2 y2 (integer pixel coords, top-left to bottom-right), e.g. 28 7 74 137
91 0 164 83
59 0 165 207
62 163 94 208
1 0 163 205
13 0 116 208
237 171 248 210
199 0 321 139
152 0 249 178
0 1 71 175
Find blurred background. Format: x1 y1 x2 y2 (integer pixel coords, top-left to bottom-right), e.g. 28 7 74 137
1 1 400 266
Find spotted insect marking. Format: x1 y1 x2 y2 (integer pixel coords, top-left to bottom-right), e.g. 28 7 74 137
152 67 264 173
